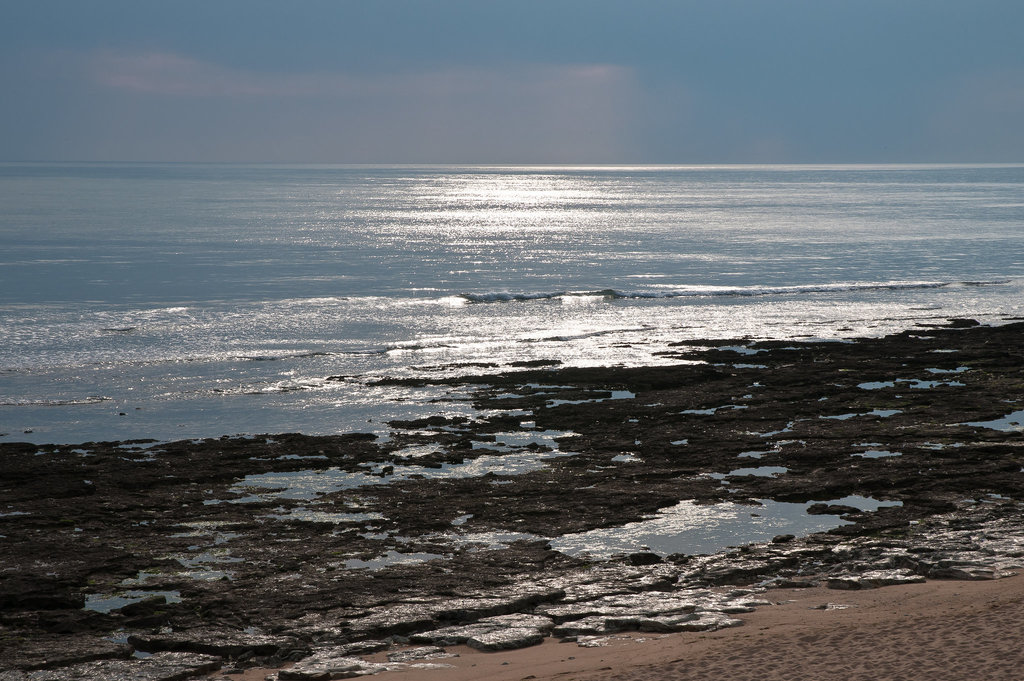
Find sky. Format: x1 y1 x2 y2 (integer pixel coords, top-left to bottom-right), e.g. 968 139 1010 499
2 0 1023 164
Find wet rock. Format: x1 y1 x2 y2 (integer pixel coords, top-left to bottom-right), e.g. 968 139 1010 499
807 503 861 516
342 587 564 639
32 608 117 634
827 569 927 590
0 577 85 611
553 610 742 637
760 577 818 588
928 565 1007 580
603 612 701 633
127 629 302 659
899 544 1023 581
435 587 567 619
944 318 980 328
540 587 760 637
410 614 554 651
576 635 616 647
627 552 663 566
277 656 459 680
550 579 639 604
386 646 457 662
537 592 699 624
341 604 438 640
277 651 384 680
467 627 548 651
332 641 389 657
540 564 680 604
1 637 131 672
0 652 220 681
552 616 611 637
670 612 744 632
113 595 167 617
697 559 792 586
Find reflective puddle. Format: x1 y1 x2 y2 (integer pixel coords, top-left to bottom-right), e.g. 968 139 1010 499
84 590 182 613
964 409 1024 432
344 550 446 570
225 429 578 502
708 466 788 481
550 496 898 560
852 449 901 458
547 390 636 407
822 409 901 420
858 376 966 390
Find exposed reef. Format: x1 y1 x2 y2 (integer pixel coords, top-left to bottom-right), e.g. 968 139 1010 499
2 320 1023 678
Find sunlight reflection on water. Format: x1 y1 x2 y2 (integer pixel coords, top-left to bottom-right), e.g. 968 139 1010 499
550 496 897 559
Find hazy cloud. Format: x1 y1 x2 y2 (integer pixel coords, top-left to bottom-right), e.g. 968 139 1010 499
53 50 642 162
88 50 356 97
87 49 635 101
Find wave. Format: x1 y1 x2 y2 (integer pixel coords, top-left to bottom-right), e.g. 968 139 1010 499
233 343 451 362
0 396 112 407
234 351 335 362
525 327 649 343
454 280 1006 304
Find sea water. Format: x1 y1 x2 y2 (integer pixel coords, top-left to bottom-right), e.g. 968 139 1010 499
2 163 1024 444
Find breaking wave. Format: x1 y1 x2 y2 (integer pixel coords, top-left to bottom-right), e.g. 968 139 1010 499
1 396 112 407
454 280 1005 304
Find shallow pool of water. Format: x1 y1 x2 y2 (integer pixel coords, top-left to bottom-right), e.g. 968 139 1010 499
84 590 182 613
227 436 579 502
549 495 897 560
964 410 1024 432
343 550 446 570
852 449 901 458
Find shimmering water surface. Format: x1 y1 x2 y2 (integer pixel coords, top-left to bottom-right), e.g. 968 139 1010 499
549 495 897 559
3 163 1024 443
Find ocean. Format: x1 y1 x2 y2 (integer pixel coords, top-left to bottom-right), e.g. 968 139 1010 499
2 163 1023 445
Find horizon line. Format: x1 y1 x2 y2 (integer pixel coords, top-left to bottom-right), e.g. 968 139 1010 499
3 160 1024 169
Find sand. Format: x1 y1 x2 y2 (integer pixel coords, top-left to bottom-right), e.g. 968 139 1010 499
231 574 1024 681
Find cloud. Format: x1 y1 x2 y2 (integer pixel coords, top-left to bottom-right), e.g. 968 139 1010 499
69 50 642 162
88 50 359 97
86 49 634 102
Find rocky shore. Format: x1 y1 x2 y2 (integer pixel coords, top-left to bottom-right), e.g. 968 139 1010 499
2 319 1023 680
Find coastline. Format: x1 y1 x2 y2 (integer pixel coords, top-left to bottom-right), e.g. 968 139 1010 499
2 318 1023 680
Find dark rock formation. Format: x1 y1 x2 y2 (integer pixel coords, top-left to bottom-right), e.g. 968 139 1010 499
2 320 1023 676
